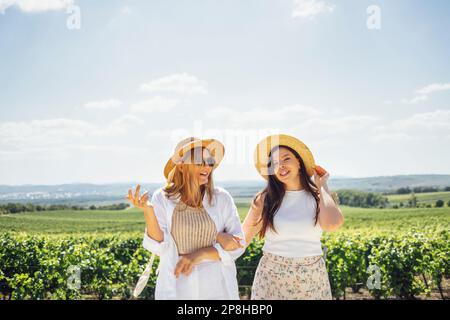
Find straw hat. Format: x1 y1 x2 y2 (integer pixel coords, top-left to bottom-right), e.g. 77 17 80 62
254 134 316 180
163 137 225 180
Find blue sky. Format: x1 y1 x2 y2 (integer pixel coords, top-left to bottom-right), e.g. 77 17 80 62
0 0 449 185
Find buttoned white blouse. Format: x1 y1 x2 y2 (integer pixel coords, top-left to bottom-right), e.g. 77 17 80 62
142 186 246 300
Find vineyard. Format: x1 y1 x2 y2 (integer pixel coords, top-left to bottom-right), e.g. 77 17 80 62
0 205 449 300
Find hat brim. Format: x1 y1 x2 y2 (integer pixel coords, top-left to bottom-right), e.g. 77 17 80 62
164 139 225 180
254 134 316 180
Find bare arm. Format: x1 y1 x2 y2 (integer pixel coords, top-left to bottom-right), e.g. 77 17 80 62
127 184 164 242
242 192 265 246
174 246 220 277
143 205 164 242
216 232 244 251
316 174 344 232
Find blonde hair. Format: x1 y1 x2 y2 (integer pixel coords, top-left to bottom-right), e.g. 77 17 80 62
164 147 215 207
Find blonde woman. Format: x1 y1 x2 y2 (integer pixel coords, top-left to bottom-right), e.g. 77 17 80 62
127 137 245 300
221 134 343 300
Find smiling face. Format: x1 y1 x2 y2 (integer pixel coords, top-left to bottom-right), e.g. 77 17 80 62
270 146 301 185
257 144 320 238
181 147 214 186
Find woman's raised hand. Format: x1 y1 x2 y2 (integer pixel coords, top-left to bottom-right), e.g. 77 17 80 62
126 184 152 210
314 165 339 203
314 165 330 192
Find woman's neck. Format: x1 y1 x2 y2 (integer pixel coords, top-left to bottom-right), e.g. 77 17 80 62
284 179 304 192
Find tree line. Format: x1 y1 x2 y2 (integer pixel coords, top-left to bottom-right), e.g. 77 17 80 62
392 195 450 209
2 187 449 214
0 203 130 214
390 186 450 195
335 190 389 208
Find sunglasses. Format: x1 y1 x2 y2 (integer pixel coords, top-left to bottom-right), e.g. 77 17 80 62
199 157 216 167
182 156 216 167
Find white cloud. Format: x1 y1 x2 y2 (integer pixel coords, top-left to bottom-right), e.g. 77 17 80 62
287 114 379 147
416 83 450 95
204 105 380 151
401 95 428 105
130 96 180 113
294 114 378 134
401 82 450 104
205 103 449 145
139 73 208 95
370 131 414 143
83 99 122 110
2 109 449 183
0 0 73 13
110 114 143 127
107 114 145 134
0 115 144 154
207 104 323 125
0 118 94 149
394 109 450 131
371 110 450 142
199 105 380 169
292 0 335 19
120 6 131 15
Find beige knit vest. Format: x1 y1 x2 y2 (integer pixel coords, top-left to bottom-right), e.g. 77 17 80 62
170 200 218 255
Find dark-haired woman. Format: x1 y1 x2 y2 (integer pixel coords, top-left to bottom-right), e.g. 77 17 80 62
242 134 343 299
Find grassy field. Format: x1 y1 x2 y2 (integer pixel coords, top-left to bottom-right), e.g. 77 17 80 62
0 209 144 235
386 191 450 205
1 202 448 236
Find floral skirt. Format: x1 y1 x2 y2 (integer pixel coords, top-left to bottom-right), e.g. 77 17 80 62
251 252 332 300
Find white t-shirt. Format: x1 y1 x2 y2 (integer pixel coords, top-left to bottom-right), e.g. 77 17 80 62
262 190 324 258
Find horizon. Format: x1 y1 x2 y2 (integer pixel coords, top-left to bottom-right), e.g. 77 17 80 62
2 173 450 187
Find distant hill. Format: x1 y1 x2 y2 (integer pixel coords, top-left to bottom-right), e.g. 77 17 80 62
0 182 162 206
326 174 450 193
1 174 449 205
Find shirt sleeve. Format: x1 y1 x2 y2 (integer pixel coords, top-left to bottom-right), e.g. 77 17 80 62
142 189 171 256
214 190 246 266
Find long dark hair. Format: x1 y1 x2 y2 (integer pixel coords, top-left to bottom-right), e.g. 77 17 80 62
254 145 320 238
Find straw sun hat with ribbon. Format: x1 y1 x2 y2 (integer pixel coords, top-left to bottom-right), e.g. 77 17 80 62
163 137 225 180
254 134 316 180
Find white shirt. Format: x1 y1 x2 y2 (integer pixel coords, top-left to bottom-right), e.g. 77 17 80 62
262 190 324 258
142 186 246 300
